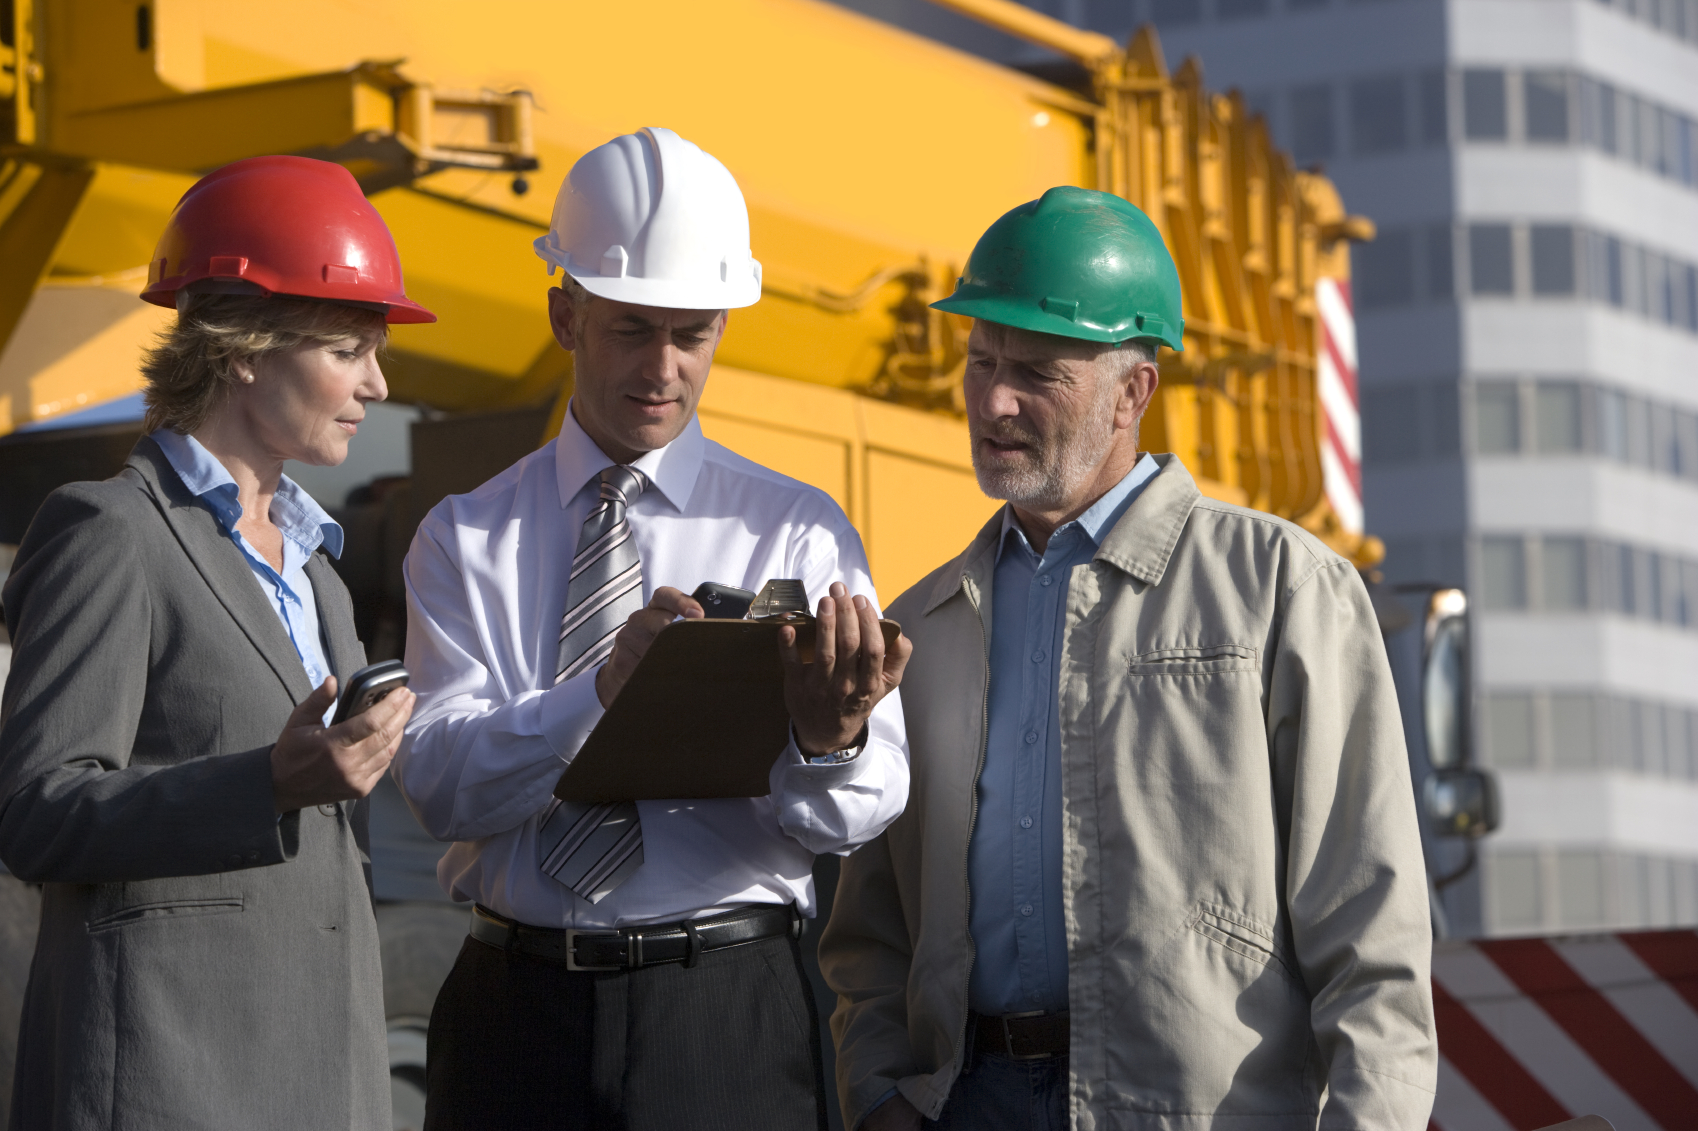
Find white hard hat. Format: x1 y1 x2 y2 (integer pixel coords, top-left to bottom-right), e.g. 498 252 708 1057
534 127 762 310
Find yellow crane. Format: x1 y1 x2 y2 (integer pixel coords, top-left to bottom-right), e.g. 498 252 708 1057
1 0 1377 604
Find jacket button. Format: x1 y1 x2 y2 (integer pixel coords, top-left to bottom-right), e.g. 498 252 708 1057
318 803 339 816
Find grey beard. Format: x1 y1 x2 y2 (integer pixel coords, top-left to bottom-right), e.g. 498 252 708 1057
971 404 1120 508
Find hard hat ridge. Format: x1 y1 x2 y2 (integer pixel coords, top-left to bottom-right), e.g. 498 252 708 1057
534 127 763 310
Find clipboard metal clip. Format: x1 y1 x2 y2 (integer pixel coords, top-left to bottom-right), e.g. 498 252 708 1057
747 579 811 623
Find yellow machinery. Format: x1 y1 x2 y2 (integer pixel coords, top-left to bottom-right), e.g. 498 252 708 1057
0 0 1378 600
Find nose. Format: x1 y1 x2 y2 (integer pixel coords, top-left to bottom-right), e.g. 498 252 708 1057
975 362 1023 422
358 354 389 403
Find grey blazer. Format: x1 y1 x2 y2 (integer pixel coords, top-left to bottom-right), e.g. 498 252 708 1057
0 437 388 1131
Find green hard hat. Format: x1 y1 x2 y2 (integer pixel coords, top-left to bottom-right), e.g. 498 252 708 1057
932 186 1184 352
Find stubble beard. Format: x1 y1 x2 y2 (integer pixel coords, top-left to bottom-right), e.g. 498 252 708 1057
970 379 1123 509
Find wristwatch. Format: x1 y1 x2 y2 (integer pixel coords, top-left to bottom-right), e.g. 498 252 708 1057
798 722 871 766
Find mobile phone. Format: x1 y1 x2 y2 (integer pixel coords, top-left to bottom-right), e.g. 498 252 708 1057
331 660 410 726
690 582 756 619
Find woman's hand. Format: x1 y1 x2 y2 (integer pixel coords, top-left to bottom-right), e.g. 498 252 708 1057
269 677 416 813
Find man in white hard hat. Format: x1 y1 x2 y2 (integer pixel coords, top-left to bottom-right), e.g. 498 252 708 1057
394 127 913 1130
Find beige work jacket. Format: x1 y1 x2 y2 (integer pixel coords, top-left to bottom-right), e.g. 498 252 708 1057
819 455 1436 1130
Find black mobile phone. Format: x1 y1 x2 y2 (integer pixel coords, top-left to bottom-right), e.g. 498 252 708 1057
690 582 756 619
331 660 410 726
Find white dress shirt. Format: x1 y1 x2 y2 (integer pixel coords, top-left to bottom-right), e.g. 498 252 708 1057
395 405 910 928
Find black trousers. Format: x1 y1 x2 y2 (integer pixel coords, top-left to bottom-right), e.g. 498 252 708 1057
423 927 828 1131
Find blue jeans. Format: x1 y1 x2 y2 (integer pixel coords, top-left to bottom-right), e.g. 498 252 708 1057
926 1052 1069 1131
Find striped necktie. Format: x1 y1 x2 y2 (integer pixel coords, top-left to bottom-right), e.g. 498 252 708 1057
537 464 647 904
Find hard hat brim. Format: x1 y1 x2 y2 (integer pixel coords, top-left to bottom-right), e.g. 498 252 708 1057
931 290 1183 352
565 267 762 312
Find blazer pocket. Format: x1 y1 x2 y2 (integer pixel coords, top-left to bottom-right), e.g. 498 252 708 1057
87 896 245 932
1187 903 1300 986
1128 643 1260 676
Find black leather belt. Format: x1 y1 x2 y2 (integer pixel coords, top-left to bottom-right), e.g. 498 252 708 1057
470 902 800 972
972 1010 1070 1059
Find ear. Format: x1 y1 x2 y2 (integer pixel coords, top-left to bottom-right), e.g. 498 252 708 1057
547 286 579 351
1115 357 1160 432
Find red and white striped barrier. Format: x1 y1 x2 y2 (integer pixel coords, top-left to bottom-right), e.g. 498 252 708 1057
1314 275 1362 535
1431 930 1698 1130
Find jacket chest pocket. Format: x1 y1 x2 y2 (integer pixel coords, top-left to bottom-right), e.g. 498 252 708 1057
1127 642 1259 677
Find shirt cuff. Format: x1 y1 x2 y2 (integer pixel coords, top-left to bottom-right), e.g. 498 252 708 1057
538 668 607 761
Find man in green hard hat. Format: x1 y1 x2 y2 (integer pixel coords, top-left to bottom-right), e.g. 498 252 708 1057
819 187 1436 1130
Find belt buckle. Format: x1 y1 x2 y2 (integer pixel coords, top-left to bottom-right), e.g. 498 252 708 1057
564 928 623 972
1000 1009 1050 1060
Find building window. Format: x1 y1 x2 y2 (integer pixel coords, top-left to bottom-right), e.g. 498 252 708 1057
1355 229 1414 309
1350 75 1407 153
1418 69 1448 145
1550 694 1597 768
1489 852 1543 932
1481 537 1528 610
1291 84 1334 163
1676 411 1698 480
1425 224 1455 299
1557 850 1607 928
1363 385 1421 463
1463 69 1508 140
1624 394 1652 466
1470 224 1515 295
1541 537 1588 610
1524 71 1571 142
1486 694 1537 767
1534 383 1583 453
1531 225 1576 295
1475 383 1520 454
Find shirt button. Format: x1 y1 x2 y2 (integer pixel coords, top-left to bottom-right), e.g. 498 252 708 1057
1020 904 1034 917
1031 651 1045 663
1024 731 1038 745
1020 816 1033 829
318 803 339 816
1039 575 1053 587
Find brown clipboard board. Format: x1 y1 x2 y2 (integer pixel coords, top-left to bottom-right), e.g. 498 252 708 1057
551 617 900 804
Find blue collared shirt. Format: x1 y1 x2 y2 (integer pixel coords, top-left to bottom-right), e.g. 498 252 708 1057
151 429 343 717
968 453 1160 1016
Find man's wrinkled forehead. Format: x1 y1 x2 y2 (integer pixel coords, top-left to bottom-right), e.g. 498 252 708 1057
968 318 1111 366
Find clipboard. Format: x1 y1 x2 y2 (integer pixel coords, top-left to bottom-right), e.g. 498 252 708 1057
551 598 900 804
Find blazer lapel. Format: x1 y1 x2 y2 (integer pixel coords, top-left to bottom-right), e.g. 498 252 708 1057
305 551 364 681
126 437 314 705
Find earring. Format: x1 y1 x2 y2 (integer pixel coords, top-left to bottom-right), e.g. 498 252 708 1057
241 374 254 384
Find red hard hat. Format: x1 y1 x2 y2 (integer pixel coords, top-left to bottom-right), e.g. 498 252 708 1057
141 155 435 324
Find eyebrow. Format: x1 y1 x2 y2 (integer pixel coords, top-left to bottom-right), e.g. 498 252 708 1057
610 316 719 333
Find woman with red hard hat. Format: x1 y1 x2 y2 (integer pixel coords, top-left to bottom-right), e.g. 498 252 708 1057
0 155 429 1131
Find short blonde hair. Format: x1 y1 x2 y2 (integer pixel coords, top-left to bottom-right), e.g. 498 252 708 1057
141 294 388 434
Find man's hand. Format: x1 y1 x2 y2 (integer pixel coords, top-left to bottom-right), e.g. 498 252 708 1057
780 581 913 757
859 1094 923 1131
270 677 416 813
595 586 704 707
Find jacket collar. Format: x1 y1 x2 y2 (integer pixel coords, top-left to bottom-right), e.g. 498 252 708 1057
126 435 315 704
920 452 1200 615
1092 453 1199 586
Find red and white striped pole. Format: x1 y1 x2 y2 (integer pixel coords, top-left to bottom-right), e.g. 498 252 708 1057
1315 276 1362 535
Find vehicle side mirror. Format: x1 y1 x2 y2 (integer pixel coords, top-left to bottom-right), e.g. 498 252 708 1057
1422 589 1470 769
1423 767 1501 838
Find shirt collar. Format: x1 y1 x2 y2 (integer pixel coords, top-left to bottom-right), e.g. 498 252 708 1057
552 400 705 513
149 428 343 559
996 452 1161 564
